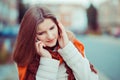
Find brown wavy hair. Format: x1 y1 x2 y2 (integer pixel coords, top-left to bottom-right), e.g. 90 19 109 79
12 5 59 66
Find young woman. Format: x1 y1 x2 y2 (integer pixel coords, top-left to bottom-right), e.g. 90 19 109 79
13 5 99 80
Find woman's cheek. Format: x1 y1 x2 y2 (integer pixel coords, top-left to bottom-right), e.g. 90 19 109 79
38 36 46 41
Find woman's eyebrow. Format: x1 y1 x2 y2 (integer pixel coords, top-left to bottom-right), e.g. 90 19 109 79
37 31 46 34
37 24 55 33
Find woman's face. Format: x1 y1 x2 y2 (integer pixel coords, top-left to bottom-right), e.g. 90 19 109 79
36 18 59 47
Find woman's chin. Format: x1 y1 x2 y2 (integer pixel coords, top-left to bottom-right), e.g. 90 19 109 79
46 39 58 47
45 40 58 48
46 43 56 47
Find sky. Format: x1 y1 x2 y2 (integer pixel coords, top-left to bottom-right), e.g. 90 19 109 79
22 0 108 8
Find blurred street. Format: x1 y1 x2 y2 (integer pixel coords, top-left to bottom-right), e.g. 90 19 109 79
0 0 120 80
77 34 120 80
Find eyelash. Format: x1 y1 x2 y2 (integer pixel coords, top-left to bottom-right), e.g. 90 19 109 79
38 32 44 35
50 26 54 30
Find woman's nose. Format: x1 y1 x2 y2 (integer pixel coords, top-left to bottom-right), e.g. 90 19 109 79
47 32 53 39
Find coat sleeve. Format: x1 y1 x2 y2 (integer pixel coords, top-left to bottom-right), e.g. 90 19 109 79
58 40 99 80
36 57 60 80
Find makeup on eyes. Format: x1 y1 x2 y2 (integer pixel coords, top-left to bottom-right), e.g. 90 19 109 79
37 25 55 34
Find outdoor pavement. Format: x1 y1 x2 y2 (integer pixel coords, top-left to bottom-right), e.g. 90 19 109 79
77 34 120 80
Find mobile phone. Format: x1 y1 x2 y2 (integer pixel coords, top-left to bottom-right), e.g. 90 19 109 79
36 37 47 49
36 37 40 42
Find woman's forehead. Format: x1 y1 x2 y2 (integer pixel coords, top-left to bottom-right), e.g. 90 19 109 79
37 19 55 31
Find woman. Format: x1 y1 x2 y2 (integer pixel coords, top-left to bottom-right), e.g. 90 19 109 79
13 5 99 80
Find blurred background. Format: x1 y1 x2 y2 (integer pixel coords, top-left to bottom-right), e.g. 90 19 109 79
0 0 120 80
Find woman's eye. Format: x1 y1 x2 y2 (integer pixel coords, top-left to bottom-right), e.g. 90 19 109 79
50 26 54 30
37 32 44 35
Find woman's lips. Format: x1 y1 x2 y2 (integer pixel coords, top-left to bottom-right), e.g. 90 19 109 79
47 39 54 42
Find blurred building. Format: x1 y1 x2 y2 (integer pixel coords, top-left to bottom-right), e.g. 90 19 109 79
86 3 100 34
0 0 18 26
23 0 88 34
98 0 120 35
0 0 19 64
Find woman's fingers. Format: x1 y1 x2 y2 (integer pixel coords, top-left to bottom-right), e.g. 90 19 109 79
57 19 69 48
35 42 43 55
35 41 52 58
35 41 44 55
57 20 65 35
38 41 45 51
35 41 41 54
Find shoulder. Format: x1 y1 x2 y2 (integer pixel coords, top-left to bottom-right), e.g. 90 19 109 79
66 30 85 57
73 39 85 57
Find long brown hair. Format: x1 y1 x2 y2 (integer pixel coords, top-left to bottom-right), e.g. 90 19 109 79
13 5 59 66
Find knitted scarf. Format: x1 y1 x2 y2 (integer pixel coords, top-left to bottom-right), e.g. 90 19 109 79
25 42 75 80
24 31 76 80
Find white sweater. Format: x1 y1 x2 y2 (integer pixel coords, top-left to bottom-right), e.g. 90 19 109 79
36 41 99 80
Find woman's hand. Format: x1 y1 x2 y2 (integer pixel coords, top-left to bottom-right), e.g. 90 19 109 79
35 40 52 58
57 20 69 48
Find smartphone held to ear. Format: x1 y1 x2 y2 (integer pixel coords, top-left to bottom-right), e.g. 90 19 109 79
35 37 46 49
36 37 40 42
